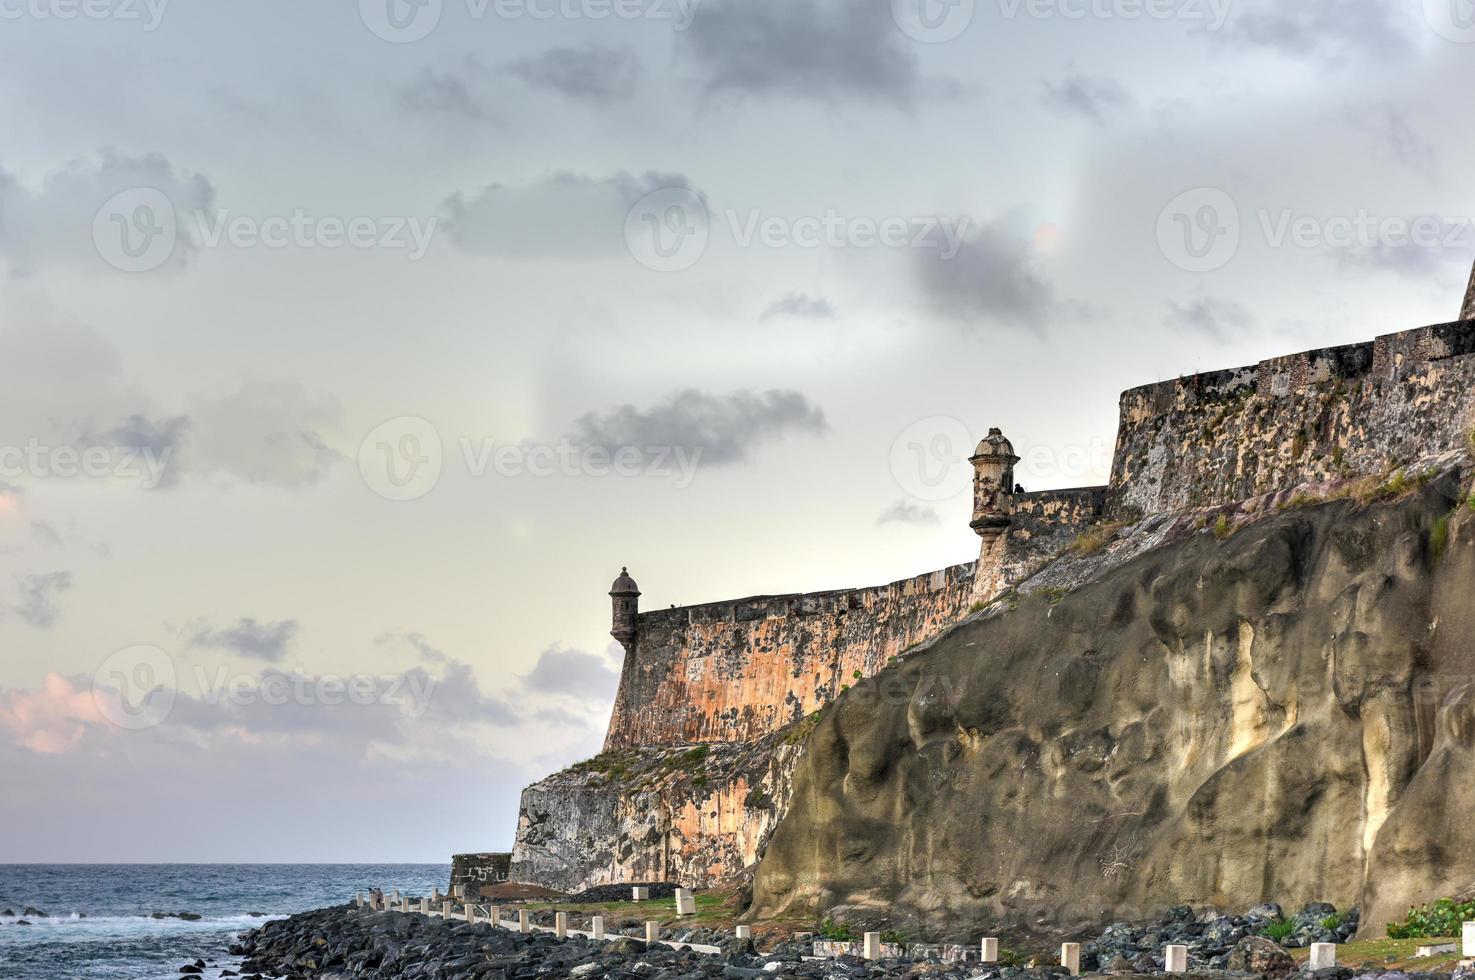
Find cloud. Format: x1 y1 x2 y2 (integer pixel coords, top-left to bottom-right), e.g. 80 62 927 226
507 45 641 103
1352 104 1437 181
1214 0 1415 66
0 304 336 493
0 673 103 754
401 65 498 122
186 378 343 489
1164 290 1256 341
441 171 704 259
0 151 214 276
1041 71 1132 125
83 414 189 489
522 645 623 701
876 500 940 526
760 292 836 321
12 571 73 628
571 389 828 464
914 222 1059 330
682 0 921 106
189 617 300 662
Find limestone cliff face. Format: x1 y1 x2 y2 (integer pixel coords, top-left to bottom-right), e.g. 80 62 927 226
510 728 808 893
752 468 1475 938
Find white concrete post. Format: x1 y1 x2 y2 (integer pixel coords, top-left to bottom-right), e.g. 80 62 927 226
489 905 502 927
646 921 661 944
863 932 882 961
441 901 453 918
981 938 999 963
632 887 650 901
675 888 696 916
1061 943 1081 976
391 890 400 905
592 916 606 940
1165 944 1188 973
466 906 478 924
355 892 364 908
419 898 429 914
555 912 568 938
1309 943 1336 970
519 909 531 934
736 925 752 940
1464 921 1475 957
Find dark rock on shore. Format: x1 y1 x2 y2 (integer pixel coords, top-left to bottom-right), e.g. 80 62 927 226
227 904 1469 980
568 882 678 903
1087 904 1358 971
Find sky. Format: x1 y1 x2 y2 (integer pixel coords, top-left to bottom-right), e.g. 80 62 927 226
1 0 1473 863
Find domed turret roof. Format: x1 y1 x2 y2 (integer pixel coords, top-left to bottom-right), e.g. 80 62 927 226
610 567 640 595
972 427 1016 459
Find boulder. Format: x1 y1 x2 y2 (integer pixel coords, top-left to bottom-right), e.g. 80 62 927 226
1226 936 1295 977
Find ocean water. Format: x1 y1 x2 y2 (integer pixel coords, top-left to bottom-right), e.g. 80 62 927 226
0 864 450 980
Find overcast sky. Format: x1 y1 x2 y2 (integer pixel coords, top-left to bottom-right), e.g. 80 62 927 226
1 0 1473 863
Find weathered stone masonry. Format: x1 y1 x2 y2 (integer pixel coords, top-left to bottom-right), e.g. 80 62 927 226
1106 321 1475 520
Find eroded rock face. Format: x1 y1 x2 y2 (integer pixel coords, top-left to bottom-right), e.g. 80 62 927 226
510 730 806 893
752 472 1475 938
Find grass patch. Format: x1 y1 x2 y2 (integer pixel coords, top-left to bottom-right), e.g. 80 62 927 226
1038 586 1070 605
1213 514 1235 540
1070 521 1124 556
1261 918 1296 942
1431 515 1451 561
818 918 855 942
1291 936 1463 972
968 600 987 614
1276 492 1322 512
1320 913 1343 932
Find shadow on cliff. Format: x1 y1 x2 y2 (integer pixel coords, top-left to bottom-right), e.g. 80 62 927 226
750 468 1475 941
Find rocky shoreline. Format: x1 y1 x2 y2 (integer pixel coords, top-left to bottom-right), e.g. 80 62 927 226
220 904 1475 980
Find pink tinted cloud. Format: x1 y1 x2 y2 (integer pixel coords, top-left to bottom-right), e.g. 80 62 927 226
0 673 107 753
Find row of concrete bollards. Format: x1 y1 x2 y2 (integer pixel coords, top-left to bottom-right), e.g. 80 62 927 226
355 893 1475 971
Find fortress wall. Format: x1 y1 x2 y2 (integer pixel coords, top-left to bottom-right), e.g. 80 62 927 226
603 562 978 750
1106 321 1475 520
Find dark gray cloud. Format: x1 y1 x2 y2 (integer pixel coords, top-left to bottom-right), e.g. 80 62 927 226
572 389 828 465
1164 291 1256 341
1364 104 1437 180
1215 0 1415 65
914 223 1058 331
507 45 640 103
442 171 703 259
682 0 920 106
12 572 73 628
760 292 836 321
400 64 497 122
189 617 300 662
876 500 940 526
1041 71 1132 125
86 414 189 489
1334 236 1472 280
522 645 622 701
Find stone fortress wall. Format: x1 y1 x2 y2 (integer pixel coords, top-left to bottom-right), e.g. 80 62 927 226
1106 321 1475 520
510 310 1475 894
